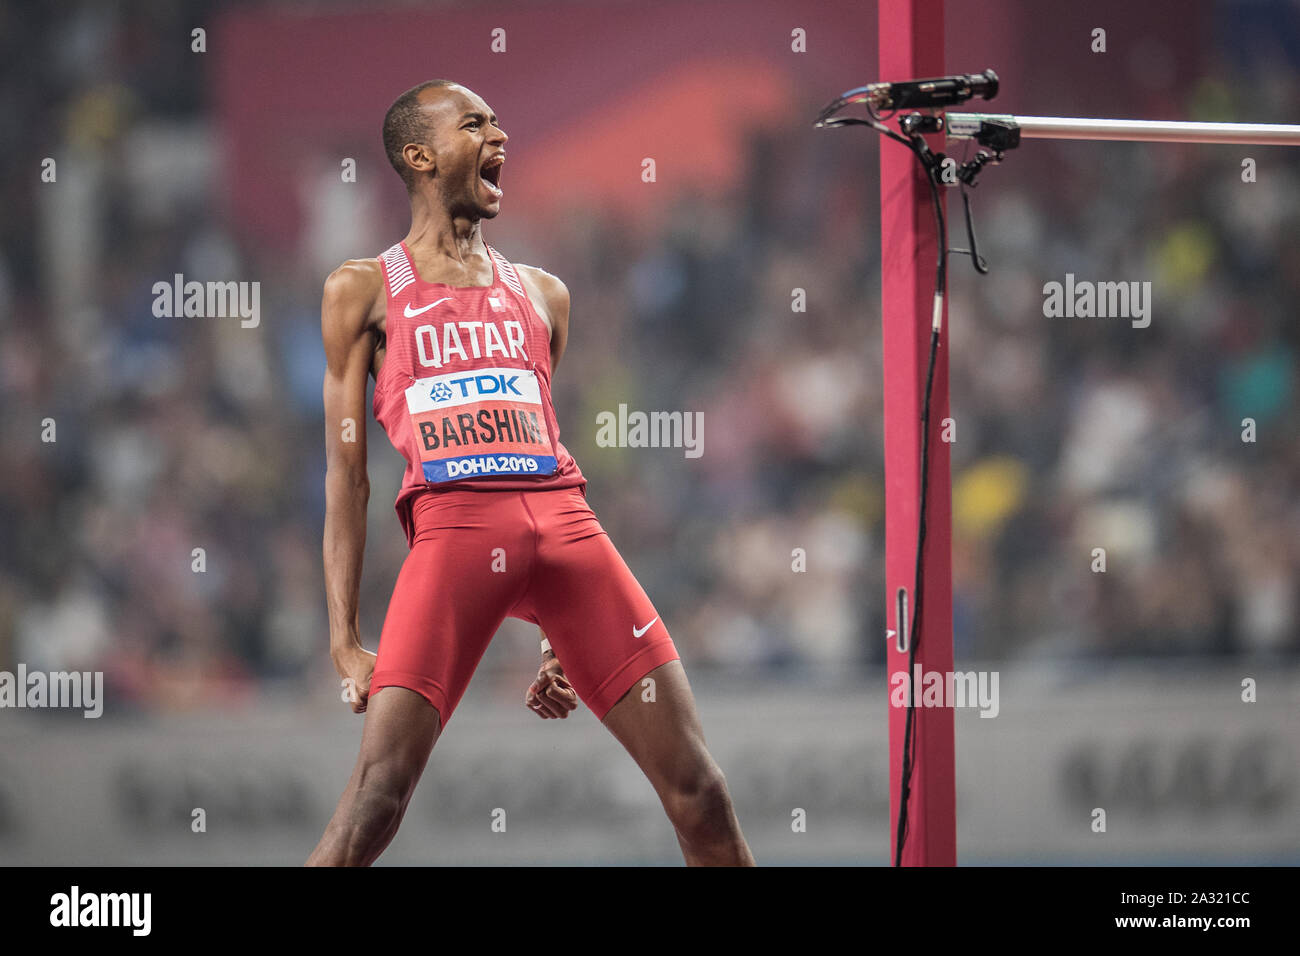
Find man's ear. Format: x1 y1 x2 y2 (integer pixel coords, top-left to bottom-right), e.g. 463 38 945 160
402 142 435 178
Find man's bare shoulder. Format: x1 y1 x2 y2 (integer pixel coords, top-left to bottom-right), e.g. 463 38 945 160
514 263 570 330
323 258 384 308
514 263 568 298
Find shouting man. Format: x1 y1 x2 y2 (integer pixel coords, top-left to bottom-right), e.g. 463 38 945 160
306 80 753 866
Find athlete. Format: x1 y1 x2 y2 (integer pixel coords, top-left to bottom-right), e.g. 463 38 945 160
306 80 754 866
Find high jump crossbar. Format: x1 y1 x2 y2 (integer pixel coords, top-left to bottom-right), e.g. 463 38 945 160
943 113 1300 146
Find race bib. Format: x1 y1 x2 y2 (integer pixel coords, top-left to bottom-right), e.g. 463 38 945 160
405 366 559 483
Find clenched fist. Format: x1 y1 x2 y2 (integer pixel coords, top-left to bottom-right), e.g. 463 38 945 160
525 653 578 719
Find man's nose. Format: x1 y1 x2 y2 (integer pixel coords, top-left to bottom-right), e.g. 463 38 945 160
491 125 508 145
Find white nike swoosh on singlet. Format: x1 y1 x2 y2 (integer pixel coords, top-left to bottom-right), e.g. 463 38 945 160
404 297 454 317
632 616 659 638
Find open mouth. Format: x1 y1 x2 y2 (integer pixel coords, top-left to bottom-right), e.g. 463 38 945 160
480 154 504 196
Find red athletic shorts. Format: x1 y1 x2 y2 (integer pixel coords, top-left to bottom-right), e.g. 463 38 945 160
369 485 679 727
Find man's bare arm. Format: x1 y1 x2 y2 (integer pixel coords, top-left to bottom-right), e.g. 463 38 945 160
321 259 383 712
515 265 578 719
517 265 570 372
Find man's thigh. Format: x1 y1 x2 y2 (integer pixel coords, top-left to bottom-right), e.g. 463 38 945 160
517 488 680 720
372 492 531 727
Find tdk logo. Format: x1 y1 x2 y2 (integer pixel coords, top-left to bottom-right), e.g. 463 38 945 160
430 373 523 404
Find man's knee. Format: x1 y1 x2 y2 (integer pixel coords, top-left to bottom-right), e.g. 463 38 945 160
344 784 406 841
354 753 423 812
662 763 733 836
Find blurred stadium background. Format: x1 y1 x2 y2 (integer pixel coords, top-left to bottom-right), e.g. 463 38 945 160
1 0 1297 864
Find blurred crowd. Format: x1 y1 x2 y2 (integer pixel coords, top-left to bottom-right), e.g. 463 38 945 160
1 3 1296 712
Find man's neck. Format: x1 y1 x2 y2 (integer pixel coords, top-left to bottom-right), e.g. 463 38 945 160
405 191 484 264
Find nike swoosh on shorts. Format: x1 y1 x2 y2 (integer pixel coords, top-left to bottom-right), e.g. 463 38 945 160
632 616 659 638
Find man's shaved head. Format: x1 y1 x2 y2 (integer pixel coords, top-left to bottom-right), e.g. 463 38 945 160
382 79 458 192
